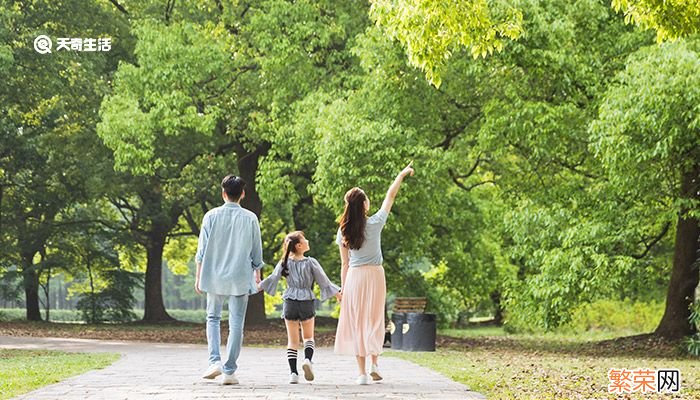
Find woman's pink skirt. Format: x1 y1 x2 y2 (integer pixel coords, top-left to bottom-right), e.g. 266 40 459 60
334 265 386 357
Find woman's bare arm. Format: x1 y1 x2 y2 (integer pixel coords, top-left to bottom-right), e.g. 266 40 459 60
380 161 415 214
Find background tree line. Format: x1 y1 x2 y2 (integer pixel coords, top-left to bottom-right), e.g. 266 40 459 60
1 0 697 342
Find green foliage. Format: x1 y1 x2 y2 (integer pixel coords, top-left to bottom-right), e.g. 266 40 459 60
0 270 21 303
468 0 659 331
686 301 700 356
97 20 226 175
423 261 466 327
163 236 198 276
369 0 523 86
560 299 663 334
76 270 142 323
2 0 695 336
611 0 700 41
591 40 700 214
0 0 132 320
0 309 85 323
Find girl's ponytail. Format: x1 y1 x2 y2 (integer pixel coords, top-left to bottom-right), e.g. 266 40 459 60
281 241 293 277
280 231 304 278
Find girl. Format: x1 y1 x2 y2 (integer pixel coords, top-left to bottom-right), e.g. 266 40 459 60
259 231 341 384
334 162 414 385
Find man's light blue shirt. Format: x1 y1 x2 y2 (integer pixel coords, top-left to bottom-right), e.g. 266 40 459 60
196 201 264 296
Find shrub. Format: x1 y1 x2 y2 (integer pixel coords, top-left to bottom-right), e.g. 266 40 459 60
560 299 663 333
77 270 142 323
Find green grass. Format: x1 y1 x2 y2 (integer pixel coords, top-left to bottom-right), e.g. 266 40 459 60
0 349 119 399
439 326 507 338
440 325 661 342
387 328 700 399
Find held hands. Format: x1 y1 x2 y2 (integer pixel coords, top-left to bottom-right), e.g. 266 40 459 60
254 270 261 285
335 292 342 303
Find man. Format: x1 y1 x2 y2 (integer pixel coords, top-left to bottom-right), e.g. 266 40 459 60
195 175 264 385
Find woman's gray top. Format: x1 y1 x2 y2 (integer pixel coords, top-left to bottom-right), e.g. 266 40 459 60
260 257 340 301
336 209 388 267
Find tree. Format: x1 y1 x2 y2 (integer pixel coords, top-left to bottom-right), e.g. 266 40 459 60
462 0 662 330
591 40 700 338
97 19 241 321
611 0 700 41
98 0 369 323
0 0 129 320
349 0 669 330
368 0 523 86
259 23 509 325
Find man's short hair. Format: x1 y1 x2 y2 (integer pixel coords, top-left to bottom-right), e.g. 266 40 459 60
221 175 246 201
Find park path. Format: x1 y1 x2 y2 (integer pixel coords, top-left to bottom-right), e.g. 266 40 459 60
1 336 485 399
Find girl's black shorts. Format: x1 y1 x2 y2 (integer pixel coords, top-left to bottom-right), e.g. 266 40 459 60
282 299 315 321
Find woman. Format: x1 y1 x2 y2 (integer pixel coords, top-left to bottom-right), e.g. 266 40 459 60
334 162 414 385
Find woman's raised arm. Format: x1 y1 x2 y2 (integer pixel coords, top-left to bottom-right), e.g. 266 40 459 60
380 161 415 214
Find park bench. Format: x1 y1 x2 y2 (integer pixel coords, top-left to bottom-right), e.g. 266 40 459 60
392 297 427 313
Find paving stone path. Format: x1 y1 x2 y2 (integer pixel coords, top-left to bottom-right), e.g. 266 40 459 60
1 336 485 399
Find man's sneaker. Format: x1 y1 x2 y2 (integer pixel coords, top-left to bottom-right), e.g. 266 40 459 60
370 363 383 381
356 374 371 385
302 359 315 381
289 372 299 384
221 373 239 385
202 362 222 379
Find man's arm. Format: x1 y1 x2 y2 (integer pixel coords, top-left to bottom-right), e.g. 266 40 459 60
194 213 210 295
195 261 203 295
250 217 264 273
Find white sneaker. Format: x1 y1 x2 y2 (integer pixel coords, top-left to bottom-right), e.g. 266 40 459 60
356 374 371 385
289 372 299 384
302 359 315 381
202 362 222 379
370 364 383 381
221 373 239 385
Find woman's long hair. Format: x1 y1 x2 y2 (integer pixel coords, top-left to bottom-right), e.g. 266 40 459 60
339 187 367 250
280 231 304 277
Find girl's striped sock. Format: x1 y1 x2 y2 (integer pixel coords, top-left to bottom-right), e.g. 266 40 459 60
287 348 298 374
304 340 315 361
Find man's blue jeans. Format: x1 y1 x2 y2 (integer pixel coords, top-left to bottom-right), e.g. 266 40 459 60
206 293 249 375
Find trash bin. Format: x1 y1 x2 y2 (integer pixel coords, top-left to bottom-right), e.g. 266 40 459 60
389 312 406 350
402 312 436 351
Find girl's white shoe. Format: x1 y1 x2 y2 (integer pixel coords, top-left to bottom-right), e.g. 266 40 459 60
302 359 315 381
289 372 299 384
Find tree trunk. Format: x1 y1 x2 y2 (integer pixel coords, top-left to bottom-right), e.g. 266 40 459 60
43 265 51 321
655 166 700 339
238 143 270 326
88 256 96 323
490 290 504 326
142 229 175 322
22 254 41 321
